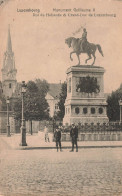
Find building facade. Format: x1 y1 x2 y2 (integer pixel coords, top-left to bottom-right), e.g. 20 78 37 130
46 83 62 117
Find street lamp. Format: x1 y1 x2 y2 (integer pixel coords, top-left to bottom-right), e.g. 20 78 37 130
6 96 11 137
119 98 122 123
20 81 27 146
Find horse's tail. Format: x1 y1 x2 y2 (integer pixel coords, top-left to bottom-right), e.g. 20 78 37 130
96 44 104 57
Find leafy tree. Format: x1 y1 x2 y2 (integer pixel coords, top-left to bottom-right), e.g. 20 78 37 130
13 97 22 119
13 80 49 134
57 82 67 120
35 79 49 96
107 84 122 121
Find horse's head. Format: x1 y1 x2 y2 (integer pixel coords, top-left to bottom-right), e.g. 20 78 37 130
65 37 73 48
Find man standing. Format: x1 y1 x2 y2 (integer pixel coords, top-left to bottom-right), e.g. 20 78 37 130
54 126 62 152
70 123 78 152
44 125 50 142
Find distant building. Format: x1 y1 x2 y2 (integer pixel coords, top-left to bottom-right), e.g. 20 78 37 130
1 25 17 98
0 26 62 118
46 83 62 117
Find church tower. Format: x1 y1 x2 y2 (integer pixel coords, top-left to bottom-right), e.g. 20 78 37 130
1 25 17 98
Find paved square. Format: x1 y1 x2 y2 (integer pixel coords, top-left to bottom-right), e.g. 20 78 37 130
0 147 122 196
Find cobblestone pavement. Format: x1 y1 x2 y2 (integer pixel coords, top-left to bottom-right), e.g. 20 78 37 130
0 145 122 196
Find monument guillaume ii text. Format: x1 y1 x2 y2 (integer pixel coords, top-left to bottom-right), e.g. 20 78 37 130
63 28 108 125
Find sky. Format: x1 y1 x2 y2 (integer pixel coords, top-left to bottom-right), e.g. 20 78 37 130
0 0 122 93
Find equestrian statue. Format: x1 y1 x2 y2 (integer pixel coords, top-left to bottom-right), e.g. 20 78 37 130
65 28 104 66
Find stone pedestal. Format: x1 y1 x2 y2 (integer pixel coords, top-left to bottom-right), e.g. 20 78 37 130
63 65 108 125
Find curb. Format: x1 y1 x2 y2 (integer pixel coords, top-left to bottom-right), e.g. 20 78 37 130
16 145 122 150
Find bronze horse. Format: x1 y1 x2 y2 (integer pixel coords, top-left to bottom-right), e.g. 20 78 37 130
65 37 104 65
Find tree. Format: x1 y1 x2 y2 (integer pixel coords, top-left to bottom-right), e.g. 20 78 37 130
107 84 122 121
57 82 67 120
13 80 49 134
35 79 49 96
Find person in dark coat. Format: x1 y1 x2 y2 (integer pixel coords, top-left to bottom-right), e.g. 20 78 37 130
54 126 62 152
70 123 78 152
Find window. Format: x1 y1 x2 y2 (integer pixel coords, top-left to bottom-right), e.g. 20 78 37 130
91 107 95 114
83 107 87 114
55 104 59 110
75 107 80 114
9 83 11 88
99 108 103 114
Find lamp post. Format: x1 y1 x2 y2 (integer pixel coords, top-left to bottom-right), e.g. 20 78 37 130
119 99 122 123
6 96 11 137
20 81 27 146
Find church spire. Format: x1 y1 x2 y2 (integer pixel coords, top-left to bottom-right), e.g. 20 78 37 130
7 24 12 53
1 25 17 82
1 25 17 98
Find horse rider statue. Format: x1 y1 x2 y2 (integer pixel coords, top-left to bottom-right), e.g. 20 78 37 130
65 28 104 66
79 28 88 52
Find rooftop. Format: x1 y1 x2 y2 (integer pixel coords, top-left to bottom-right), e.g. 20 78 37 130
48 83 62 99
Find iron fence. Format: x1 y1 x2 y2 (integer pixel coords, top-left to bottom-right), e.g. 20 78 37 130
62 122 122 133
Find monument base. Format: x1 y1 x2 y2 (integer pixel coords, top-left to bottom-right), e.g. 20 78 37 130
63 65 109 125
